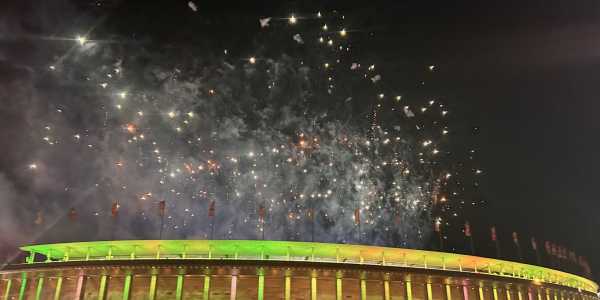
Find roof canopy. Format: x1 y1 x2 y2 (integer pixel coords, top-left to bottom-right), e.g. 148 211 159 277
21 240 598 293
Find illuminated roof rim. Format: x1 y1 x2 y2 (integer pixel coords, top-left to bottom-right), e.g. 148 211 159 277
19 240 598 293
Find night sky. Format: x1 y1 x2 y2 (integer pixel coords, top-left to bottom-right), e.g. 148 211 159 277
1 0 599 281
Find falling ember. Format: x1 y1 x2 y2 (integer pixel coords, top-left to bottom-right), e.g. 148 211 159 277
19 8 481 248
289 15 297 24
125 123 137 134
76 35 87 45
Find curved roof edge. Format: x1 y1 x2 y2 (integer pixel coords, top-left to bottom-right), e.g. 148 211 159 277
20 239 598 293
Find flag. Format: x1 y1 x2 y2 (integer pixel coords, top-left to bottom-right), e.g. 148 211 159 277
258 205 265 222
354 208 360 225
550 242 557 256
68 208 78 221
394 213 401 225
490 226 497 241
159 200 166 217
512 232 519 244
434 218 441 233
34 211 44 225
531 237 537 250
208 200 215 217
464 221 471 237
111 202 119 218
307 208 314 220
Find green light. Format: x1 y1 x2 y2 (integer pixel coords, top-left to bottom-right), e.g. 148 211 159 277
17 274 27 300
122 275 132 300
17 239 598 294
258 268 265 300
34 277 44 300
175 275 183 300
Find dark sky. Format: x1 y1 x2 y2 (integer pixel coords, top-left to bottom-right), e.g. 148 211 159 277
1 0 599 280
371 1 600 278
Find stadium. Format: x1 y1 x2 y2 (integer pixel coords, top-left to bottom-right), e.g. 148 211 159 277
0 240 597 300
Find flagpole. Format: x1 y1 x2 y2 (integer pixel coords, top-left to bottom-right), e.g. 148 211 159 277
532 237 541 265
159 215 164 240
491 226 501 258
434 218 443 251
208 201 215 240
465 221 475 255
310 207 315 242
158 200 166 240
513 232 522 261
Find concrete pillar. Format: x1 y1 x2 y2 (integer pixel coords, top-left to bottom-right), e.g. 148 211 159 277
122 275 132 300
74 273 86 300
257 268 265 300
493 287 499 300
230 269 238 300
406 281 413 300
427 283 433 300
478 286 484 300
284 269 291 300
53 277 63 300
360 272 367 300
462 285 469 300
445 284 452 300
3 279 12 300
176 275 184 300
148 275 157 300
34 277 44 300
17 274 27 300
203 273 211 300
383 274 391 300
336 271 343 300
98 275 108 300
311 270 318 300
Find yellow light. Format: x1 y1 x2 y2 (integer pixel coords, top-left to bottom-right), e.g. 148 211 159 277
340 29 347 36
119 91 127 99
76 35 87 45
289 15 297 24
249 57 256 64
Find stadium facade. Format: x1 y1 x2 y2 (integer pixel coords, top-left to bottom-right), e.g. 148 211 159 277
0 240 597 300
